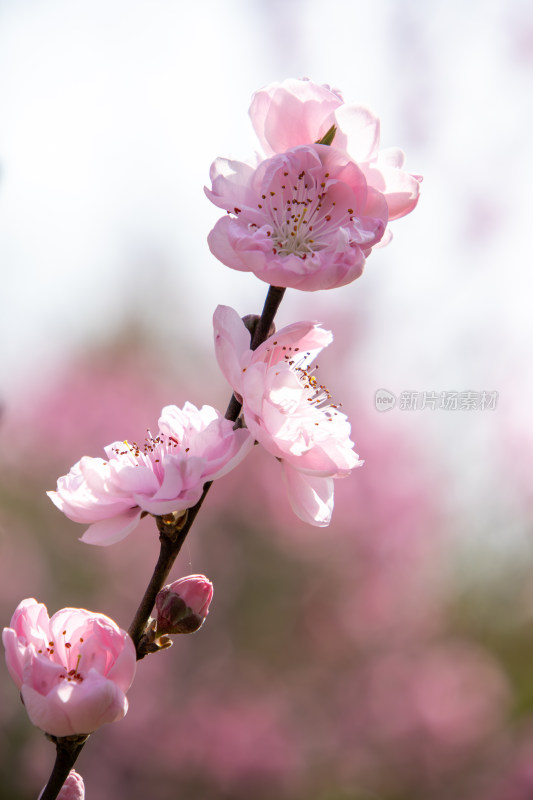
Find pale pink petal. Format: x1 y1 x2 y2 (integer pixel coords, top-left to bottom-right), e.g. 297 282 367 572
333 105 381 162
205 157 257 211
208 217 256 274
2 628 26 687
80 508 142 546
206 427 254 480
362 163 421 220
362 186 389 229
134 458 203 514
10 598 50 639
213 304 253 395
377 146 406 169
108 463 160 496
38 770 85 800
281 464 334 526
59 670 128 733
104 634 137 694
249 78 343 155
253 320 332 365
22 683 73 736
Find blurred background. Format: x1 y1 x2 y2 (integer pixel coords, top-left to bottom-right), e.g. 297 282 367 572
1 0 532 798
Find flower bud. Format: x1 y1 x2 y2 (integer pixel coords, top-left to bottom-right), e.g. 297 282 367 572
39 770 85 800
155 575 213 634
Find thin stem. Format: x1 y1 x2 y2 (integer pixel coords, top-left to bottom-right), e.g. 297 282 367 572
128 482 212 653
127 531 182 649
39 736 87 800
224 393 242 421
250 285 285 350
127 284 286 654
40 283 288 798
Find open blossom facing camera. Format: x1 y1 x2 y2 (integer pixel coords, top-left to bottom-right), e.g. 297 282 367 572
206 78 420 291
3 599 136 738
206 144 387 291
48 402 253 545
213 305 362 526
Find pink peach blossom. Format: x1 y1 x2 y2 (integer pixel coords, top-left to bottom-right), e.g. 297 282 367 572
206 144 387 291
249 77 421 223
213 305 362 526
39 770 85 800
48 402 253 545
155 574 214 634
3 598 136 737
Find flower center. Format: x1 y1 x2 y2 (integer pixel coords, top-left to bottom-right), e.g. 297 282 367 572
37 631 86 683
232 149 359 261
261 167 355 259
267 343 343 424
110 431 189 466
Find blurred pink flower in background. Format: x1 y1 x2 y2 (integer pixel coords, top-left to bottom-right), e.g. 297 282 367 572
3 599 136 737
213 304 362 525
47 402 253 545
1 323 530 800
155 574 213 634
39 770 85 800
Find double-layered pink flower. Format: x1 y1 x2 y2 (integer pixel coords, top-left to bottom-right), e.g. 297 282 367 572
249 77 421 224
48 402 253 545
3 599 136 737
213 305 362 526
207 144 387 291
206 78 420 292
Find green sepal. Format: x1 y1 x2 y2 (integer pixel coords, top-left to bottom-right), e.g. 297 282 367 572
315 124 337 146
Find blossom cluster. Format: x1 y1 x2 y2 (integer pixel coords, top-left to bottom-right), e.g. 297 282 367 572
45 78 419 539
3 77 420 797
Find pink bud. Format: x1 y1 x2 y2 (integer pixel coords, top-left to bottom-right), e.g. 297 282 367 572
39 770 84 800
155 574 213 634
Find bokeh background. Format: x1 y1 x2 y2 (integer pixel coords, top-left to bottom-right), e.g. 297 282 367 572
1 1 533 798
